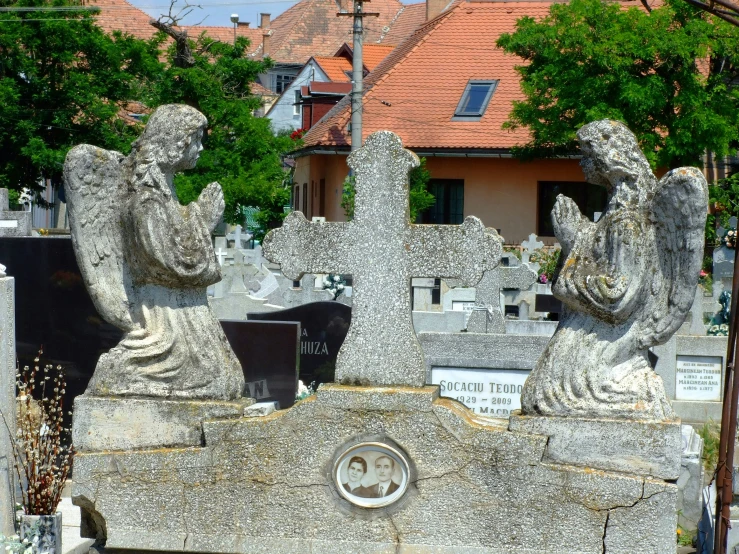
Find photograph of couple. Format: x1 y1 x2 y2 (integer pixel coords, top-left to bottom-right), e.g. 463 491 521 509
336 445 408 507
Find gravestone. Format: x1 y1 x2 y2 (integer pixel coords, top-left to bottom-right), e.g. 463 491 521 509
0 189 32 237
72 126 682 554
226 225 251 249
221 320 300 409
0 272 16 535
521 233 544 273
466 253 537 333
265 273 334 309
248 301 351 386
263 131 502 386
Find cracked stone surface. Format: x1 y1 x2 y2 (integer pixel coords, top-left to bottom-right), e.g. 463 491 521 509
73 385 677 553
522 120 708 421
262 131 502 387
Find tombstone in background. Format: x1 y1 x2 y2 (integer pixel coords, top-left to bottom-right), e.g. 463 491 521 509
521 233 544 273
0 268 16 535
466 252 537 333
72 126 681 554
226 225 251 250
221 320 300 409
0 189 32 237
265 273 334 309
248 301 351 387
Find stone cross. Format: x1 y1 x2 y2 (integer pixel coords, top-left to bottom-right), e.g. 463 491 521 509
215 247 228 266
274 274 334 309
521 233 544 273
227 225 251 250
467 253 537 333
263 131 502 386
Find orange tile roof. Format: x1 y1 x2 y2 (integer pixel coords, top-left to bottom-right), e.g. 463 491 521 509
380 2 426 46
90 0 263 53
302 0 541 150
251 81 278 96
362 44 395 70
313 56 353 82
265 0 418 65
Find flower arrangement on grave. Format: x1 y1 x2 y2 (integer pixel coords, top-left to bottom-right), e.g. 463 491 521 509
722 227 736 248
0 350 74 524
0 527 37 554
295 380 315 401
698 269 713 295
322 274 346 299
708 290 732 336
529 247 561 284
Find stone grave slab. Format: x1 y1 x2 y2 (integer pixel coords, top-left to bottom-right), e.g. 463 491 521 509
221 320 300 409
0 189 31 237
675 354 722 402
248 301 350 387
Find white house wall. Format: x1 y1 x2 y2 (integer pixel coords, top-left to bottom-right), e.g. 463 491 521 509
267 62 329 132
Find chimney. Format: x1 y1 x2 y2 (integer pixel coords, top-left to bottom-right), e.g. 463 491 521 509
262 31 271 57
259 13 271 29
426 0 446 20
237 21 250 28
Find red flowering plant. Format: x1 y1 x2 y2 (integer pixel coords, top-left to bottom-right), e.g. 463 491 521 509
290 128 307 141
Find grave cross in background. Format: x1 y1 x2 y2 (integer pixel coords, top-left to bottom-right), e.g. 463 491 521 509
467 253 538 333
521 233 544 273
264 131 502 386
226 225 251 250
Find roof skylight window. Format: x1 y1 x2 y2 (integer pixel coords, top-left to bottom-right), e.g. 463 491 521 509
453 80 498 119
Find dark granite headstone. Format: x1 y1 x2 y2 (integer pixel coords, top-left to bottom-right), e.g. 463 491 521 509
220 320 300 409
248 301 351 387
535 293 562 314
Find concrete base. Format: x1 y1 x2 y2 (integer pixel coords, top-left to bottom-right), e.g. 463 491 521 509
72 395 254 451
509 411 682 480
73 385 679 553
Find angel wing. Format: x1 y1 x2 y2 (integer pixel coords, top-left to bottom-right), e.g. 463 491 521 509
640 167 708 347
64 145 135 332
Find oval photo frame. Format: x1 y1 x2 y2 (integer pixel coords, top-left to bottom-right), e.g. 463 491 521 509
334 442 410 508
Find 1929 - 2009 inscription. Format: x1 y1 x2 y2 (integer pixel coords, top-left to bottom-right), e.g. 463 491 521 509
430 367 529 416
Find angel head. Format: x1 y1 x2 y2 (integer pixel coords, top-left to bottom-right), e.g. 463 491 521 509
132 104 208 173
577 120 653 199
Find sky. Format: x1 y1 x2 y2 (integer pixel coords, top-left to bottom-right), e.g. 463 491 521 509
126 0 303 27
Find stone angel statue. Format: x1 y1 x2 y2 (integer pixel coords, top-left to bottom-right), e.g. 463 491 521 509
521 120 707 421
64 104 244 400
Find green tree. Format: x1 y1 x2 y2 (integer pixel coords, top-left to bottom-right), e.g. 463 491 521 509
341 157 435 221
0 0 161 199
496 0 739 168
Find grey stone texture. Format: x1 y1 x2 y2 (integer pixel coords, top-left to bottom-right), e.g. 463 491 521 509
419 331 550 374
263 131 502 387
508 412 682 479
466 254 537 333
677 424 704 531
0 277 16 535
522 120 708 421
73 385 678 553
72 395 254 452
64 104 244 400
0 188 32 237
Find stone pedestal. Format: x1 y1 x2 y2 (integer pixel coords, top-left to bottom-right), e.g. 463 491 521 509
0 277 15 536
0 189 31 237
73 385 679 553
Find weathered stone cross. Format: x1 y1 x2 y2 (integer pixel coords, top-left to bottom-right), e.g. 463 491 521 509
263 131 502 386
466 253 537 333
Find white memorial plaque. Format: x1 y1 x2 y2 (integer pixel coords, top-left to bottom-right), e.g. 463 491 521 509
430 367 530 417
675 355 723 401
0 220 18 228
452 301 475 313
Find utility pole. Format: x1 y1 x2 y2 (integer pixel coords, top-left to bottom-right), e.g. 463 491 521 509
337 0 378 151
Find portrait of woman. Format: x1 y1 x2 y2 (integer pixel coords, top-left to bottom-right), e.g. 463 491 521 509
342 456 371 498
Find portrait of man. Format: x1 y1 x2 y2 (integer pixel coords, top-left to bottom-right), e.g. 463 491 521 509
342 456 371 497
367 455 400 498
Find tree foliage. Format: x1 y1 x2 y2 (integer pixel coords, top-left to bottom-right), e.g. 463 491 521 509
0 0 161 196
0 0 297 237
340 157 435 221
496 0 739 168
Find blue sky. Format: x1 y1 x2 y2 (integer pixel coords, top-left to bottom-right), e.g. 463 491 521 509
126 0 302 27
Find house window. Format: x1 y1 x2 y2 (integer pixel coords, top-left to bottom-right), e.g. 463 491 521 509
293 185 300 211
293 90 301 116
302 182 308 214
418 179 464 224
537 181 607 237
453 80 498 119
275 74 295 94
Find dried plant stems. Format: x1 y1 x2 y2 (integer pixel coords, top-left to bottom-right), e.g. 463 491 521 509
0 350 74 516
